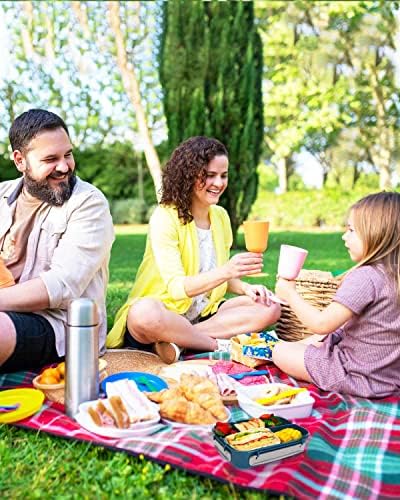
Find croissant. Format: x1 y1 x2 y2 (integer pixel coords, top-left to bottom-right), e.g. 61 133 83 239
193 392 228 421
160 398 215 425
180 373 219 401
146 386 183 404
179 373 227 419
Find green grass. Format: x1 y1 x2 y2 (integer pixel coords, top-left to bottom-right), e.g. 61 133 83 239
0 226 352 499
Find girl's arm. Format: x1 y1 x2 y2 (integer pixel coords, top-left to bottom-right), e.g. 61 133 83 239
276 278 353 335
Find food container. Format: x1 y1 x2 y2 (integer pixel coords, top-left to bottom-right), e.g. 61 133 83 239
236 383 315 419
32 359 108 404
230 332 278 367
212 417 310 468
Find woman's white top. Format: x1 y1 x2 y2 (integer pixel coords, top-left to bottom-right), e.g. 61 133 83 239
183 226 217 323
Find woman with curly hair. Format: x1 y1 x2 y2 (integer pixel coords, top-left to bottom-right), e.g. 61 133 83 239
107 136 280 363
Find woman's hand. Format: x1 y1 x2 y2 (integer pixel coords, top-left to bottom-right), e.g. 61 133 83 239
243 283 273 306
223 252 263 279
275 277 297 302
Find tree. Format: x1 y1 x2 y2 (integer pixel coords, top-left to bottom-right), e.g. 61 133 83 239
107 1 162 197
0 1 164 198
158 1 208 152
257 1 347 193
159 0 263 246
257 0 400 191
320 0 400 189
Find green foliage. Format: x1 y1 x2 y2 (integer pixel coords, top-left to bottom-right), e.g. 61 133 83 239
111 198 148 224
159 1 263 246
250 186 389 229
257 0 400 192
0 156 15 182
158 1 208 154
74 142 157 204
206 2 264 245
258 164 279 191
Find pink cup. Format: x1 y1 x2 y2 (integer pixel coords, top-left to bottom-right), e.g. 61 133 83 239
277 245 308 280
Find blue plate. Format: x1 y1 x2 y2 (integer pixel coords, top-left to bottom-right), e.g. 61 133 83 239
101 371 168 394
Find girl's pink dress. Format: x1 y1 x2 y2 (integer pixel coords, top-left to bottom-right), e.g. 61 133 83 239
304 265 400 398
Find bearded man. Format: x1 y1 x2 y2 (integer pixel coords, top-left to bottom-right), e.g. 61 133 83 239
0 109 114 372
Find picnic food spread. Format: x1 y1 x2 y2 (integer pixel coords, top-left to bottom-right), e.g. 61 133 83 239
147 373 229 425
24 330 313 467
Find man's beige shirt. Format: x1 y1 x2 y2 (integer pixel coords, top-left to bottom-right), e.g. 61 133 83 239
0 177 115 356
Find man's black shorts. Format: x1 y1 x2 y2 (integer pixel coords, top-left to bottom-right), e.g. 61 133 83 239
0 312 63 373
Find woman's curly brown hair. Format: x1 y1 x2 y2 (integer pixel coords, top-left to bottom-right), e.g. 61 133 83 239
160 136 228 224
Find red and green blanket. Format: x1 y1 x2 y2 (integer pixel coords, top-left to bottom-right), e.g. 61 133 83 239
1 365 399 498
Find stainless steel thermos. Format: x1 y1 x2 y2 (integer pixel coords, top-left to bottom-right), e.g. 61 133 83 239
65 298 99 418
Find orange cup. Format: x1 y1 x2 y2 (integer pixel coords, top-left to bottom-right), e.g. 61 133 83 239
243 220 270 253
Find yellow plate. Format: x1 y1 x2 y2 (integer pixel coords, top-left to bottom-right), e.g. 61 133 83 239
0 388 45 423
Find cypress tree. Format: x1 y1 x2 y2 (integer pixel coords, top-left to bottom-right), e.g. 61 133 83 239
159 0 263 246
159 0 208 152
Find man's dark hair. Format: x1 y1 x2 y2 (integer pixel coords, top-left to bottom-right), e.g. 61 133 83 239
9 109 70 153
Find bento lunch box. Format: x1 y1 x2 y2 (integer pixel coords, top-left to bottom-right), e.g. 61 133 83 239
212 417 310 469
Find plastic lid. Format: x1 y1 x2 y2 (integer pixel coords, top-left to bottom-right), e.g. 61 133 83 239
0 388 45 423
67 298 99 326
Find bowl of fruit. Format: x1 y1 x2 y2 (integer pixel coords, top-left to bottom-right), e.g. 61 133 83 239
32 359 107 404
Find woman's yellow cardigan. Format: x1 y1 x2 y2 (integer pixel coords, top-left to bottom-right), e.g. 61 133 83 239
106 204 233 348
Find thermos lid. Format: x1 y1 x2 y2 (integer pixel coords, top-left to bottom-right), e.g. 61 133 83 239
67 298 99 326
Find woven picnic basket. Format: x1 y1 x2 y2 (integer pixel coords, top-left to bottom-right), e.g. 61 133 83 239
276 269 341 342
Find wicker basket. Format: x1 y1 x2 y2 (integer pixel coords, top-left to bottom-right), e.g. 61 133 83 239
276 269 340 342
32 359 109 404
230 336 265 368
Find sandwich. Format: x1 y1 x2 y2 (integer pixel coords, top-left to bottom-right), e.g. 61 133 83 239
105 379 159 423
226 428 281 451
234 418 265 432
87 396 130 429
87 379 160 428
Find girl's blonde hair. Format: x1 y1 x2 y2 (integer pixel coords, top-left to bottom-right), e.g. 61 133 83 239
350 191 400 300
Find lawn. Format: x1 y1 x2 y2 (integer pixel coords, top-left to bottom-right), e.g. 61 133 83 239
0 226 352 499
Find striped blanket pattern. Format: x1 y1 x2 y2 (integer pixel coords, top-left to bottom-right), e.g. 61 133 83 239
1 366 400 499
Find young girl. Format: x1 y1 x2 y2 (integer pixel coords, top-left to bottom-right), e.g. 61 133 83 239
273 192 400 398
107 136 280 363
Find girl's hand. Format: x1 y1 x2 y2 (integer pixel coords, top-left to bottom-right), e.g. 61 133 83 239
275 277 297 302
224 252 263 279
243 283 273 306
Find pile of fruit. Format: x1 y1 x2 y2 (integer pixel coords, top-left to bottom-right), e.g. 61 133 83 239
38 362 65 385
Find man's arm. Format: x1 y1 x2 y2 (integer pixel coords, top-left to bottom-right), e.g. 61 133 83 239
0 277 49 311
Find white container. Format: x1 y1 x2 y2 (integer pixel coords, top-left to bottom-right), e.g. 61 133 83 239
236 383 315 420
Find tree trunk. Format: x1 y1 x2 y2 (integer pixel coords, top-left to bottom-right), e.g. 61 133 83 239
107 1 162 199
277 157 288 193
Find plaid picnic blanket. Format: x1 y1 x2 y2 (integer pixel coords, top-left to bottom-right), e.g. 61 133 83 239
1 365 400 499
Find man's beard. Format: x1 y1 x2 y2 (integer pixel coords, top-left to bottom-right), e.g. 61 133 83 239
24 167 76 206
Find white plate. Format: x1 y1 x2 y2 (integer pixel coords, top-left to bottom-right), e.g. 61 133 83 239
159 363 214 381
236 383 314 419
162 407 231 429
76 400 161 438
